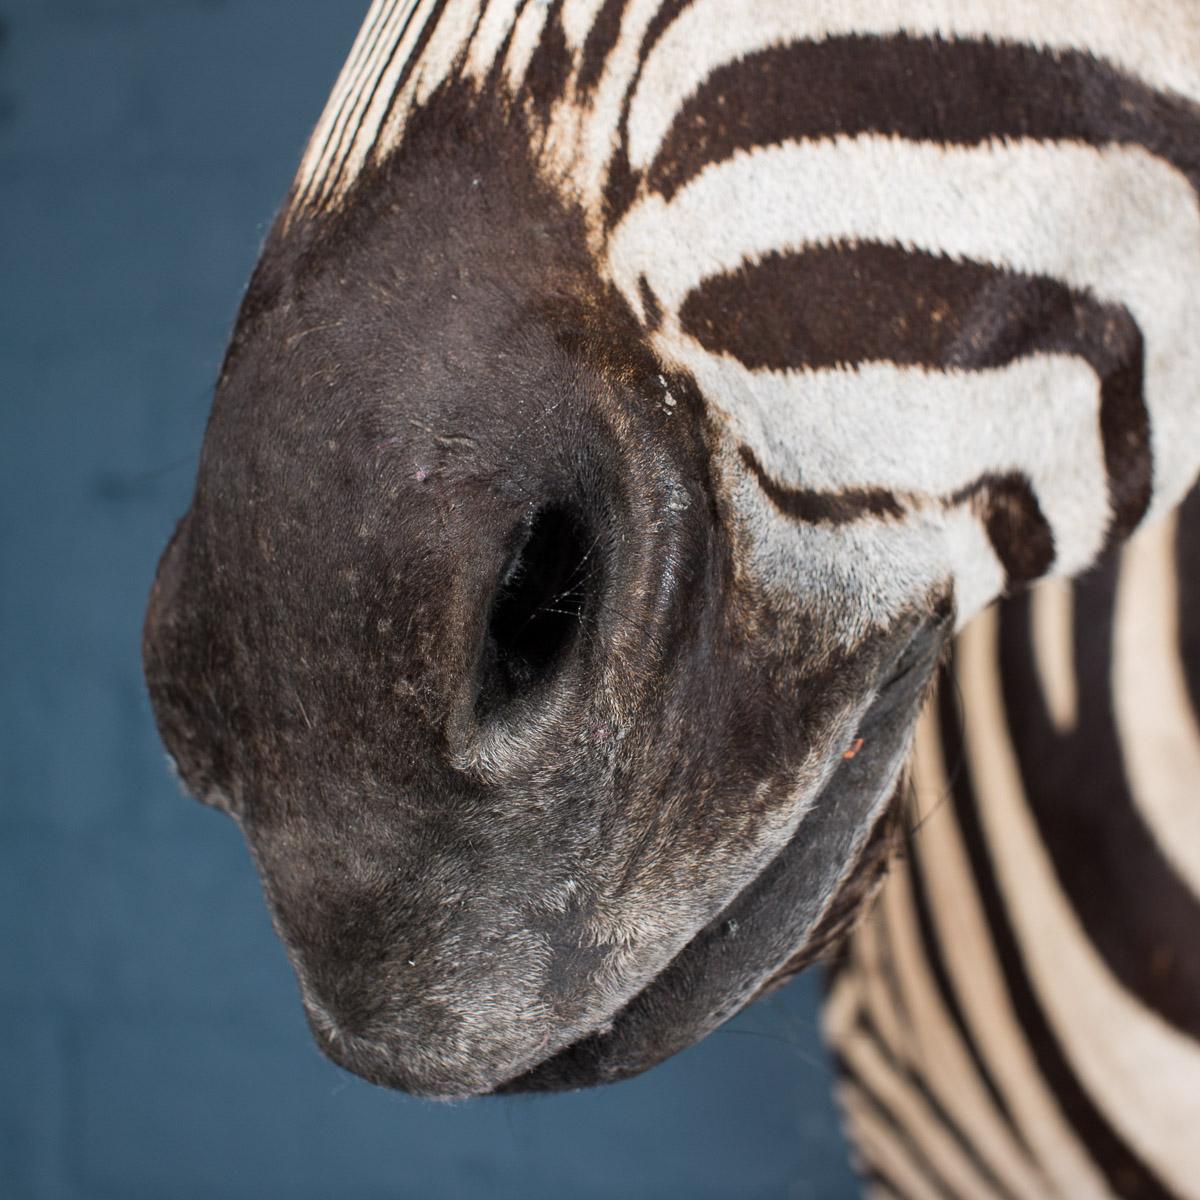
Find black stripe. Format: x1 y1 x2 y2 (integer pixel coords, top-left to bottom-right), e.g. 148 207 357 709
855 899 917 1055
303 0 396 204
646 34 1200 203
683 243 1149 552
525 0 573 122
601 0 695 228
1098 348 1154 547
999 573 1200 1041
371 0 456 182
857 1168 905 1200
858 1006 1025 1200
636 274 663 331
681 244 1141 377
951 474 1054 589
1173 480 1200 723
325 0 430 203
834 1050 959 1200
936 667 1177 1200
576 0 628 96
903 811 1035 1163
739 445 903 524
741 446 1051 591
821 934 857 993
483 0 531 91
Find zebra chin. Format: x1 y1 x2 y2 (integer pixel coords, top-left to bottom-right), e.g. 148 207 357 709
296 609 945 1103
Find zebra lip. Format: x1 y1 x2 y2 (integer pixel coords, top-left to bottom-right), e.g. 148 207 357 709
497 608 950 1094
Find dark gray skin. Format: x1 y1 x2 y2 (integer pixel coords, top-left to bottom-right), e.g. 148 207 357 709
144 91 950 1099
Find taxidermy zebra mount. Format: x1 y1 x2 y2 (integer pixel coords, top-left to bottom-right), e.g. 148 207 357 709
143 1 1200 1099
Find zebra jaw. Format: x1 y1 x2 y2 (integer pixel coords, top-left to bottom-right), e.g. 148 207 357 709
500 609 948 1094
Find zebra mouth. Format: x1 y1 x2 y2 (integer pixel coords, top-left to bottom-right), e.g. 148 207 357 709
498 608 948 1093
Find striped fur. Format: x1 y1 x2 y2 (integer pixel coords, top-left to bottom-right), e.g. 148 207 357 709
287 0 1200 643
826 483 1200 1199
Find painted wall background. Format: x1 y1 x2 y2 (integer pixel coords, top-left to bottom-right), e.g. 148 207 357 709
0 2 858 1196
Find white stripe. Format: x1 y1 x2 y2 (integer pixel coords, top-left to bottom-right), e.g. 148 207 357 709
503 0 551 88
839 1023 1004 1200
293 0 413 209
346 0 442 192
465 0 523 79
1030 576 1078 733
715 435 1004 639
961 606 1200 1199
413 0 486 106
542 0 665 228
325 0 425 195
1112 507 1200 899
610 136 1200 533
626 0 1200 172
851 916 911 1068
660 346 1110 584
822 958 865 1044
841 1080 959 1200
886 716 1061 1200
560 0 609 52
364 0 481 192
890 772 1110 1198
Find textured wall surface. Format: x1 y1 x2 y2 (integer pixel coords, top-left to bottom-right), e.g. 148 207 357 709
0 2 857 1196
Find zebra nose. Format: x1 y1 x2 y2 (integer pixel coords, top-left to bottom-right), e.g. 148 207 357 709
474 502 600 718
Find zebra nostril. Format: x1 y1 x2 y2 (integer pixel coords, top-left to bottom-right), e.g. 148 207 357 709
477 504 598 716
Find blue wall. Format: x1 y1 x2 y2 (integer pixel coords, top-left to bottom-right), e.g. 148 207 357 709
0 2 857 1195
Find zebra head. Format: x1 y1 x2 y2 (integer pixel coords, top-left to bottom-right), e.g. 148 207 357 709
143 0 1199 1100
143 86 951 1099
